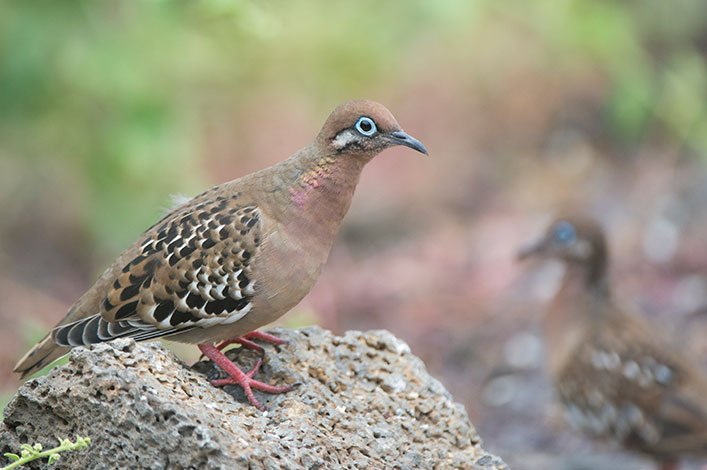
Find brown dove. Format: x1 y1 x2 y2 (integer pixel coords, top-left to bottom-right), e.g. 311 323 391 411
15 100 428 410
519 215 707 470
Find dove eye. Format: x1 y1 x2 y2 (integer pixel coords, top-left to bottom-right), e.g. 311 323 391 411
355 116 377 137
553 221 577 245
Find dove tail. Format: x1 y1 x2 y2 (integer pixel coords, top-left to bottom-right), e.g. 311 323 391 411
13 334 70 380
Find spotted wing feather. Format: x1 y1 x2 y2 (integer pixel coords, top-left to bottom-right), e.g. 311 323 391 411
52 194 262 347
556 313 707 457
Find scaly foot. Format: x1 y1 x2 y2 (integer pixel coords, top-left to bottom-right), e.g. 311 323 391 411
198 343 295 410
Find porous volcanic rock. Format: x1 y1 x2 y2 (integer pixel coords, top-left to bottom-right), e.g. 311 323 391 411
0 327 507 469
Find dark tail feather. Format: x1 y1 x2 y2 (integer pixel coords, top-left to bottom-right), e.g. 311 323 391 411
14 334 70 380
16 315 190 379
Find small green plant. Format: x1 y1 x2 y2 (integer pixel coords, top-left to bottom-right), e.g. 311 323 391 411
1 436 90 469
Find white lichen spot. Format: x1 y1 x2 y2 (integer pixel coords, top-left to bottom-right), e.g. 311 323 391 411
394 340 411 355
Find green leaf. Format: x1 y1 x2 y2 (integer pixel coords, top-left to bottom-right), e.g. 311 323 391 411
1 436 90 470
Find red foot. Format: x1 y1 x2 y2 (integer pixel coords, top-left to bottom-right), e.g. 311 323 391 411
214 331 288 354
211 357 262 385
198 343 294 410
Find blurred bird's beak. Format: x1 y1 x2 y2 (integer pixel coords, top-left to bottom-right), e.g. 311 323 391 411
389 130 428 156
516 239 547 261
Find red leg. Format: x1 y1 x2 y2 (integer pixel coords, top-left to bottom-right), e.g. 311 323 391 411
212 331 287 355
198 343 294 410
214 337 264 353
212 357 262 384
240 331 287 346
200 340 258 362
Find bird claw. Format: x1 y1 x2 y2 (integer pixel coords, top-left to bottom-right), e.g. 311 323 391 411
210 377 295 394
198 343 294 410
209 376 296 411
247 358 262 377
232 357 264 378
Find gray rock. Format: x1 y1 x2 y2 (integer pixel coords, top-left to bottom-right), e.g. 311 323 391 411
0 326 507 469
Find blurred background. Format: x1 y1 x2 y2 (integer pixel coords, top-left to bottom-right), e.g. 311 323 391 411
3 0 707 468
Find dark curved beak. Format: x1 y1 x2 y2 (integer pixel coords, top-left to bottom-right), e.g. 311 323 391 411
389 130 428 156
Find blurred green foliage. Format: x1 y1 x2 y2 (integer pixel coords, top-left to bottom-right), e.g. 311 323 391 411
0 0 706 269
0 0 472 265
524 0 707 146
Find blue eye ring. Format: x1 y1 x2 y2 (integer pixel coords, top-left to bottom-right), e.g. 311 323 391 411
553 221 577 245
355 116 377 137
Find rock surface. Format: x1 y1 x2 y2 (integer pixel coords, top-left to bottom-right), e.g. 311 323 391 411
0 326 506 469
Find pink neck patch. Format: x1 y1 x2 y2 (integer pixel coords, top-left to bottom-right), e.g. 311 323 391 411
289 186 309 208
289 167 329 208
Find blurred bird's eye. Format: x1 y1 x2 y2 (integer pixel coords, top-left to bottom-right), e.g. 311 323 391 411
355 116 377 137
553 221 577 245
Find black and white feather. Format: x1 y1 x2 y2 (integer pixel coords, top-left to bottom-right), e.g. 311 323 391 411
52 193 262 347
